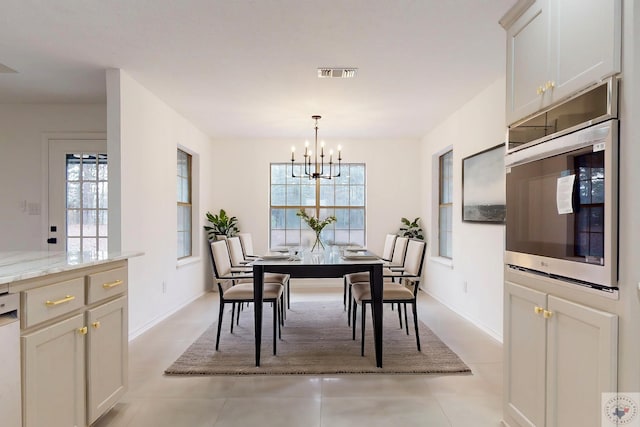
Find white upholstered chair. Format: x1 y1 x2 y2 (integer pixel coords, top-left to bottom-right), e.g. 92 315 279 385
350 239 427 356
208 240 288 355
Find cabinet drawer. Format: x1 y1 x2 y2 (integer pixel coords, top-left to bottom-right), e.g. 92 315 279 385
23 278 85 328
87 267 128 304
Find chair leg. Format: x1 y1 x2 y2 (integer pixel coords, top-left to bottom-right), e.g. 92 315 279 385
215 300 225 351
397 303 403 328
361 302 366 357
230 303 236 333
343 276 347 308
273 299 278 355
347 283 352 326
412 302 421 351
352 301 357 340
404 302 409 335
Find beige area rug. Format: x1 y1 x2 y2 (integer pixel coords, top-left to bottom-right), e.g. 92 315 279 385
165 301 471 375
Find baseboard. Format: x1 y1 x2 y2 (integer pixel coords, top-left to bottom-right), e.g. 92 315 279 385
420 287 503 344
128 291 208 341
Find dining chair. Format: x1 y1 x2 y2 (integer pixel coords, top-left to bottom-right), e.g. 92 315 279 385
350 239 427 356
208 240 287 355
227 236 291 313
344 236 409 325
342 234 397 309
238 232 259 259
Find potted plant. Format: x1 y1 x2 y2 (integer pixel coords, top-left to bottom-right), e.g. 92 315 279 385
296 209 336 251
399 217 424 240
204 209 239 240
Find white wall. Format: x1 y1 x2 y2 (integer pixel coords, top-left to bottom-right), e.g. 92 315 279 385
106 70 217 338
0 104 106 250
210 138 422 257
419 77 506 341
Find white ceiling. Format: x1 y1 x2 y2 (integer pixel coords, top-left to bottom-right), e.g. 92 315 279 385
0 0 515 140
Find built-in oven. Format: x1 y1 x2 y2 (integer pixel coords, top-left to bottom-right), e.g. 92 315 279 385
0 292 21 427
505 78 619 293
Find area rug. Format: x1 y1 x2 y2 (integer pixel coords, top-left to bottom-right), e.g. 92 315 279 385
165 301 471 375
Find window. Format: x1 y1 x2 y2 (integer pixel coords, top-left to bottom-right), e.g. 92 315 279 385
65 152 108 255
270 163 366 248
439 150 453 258
177 149 192 259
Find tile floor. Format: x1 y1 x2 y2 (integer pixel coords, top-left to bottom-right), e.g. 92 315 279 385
93 281 504 427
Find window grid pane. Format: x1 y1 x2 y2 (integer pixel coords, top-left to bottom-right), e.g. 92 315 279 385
269 163 366 248
65 151 108 255
177 149 192 259
439 150 453 258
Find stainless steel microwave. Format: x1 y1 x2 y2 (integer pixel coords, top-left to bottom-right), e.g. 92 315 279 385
505 118 619 291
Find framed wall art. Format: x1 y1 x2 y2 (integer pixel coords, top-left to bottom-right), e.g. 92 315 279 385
462 144 506 223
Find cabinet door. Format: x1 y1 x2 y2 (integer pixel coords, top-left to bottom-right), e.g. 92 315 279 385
506 0 550 125
550 0 621 103
545 296 617 427
86 296 128 425
22 313 86 427
504 281 547 427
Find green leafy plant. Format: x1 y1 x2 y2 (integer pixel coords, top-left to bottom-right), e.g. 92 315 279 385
399 217 424 240
296 209 337 251
204 209 239 240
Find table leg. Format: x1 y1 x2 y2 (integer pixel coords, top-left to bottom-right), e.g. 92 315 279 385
369 263 384 368
253 265 264 366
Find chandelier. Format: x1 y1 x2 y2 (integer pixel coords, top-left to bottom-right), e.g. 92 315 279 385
290 115 342 179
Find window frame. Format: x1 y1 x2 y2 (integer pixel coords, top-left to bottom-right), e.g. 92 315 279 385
177 149 193 259
269 163 366 248
433 148 453 261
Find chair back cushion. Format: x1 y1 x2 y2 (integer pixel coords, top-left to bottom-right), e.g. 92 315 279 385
381 234 397 261
404 239 426 276
390 237 409 265
227 236 245 266
211 240 233 277
238 232 254 256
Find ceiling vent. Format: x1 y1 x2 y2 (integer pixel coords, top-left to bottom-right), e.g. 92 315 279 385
0 63 17 73
317 68 358 79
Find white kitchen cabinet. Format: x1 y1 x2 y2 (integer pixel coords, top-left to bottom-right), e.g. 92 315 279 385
505 0 621 125
504 281 617 427
86 296 128 425
17 261 129 427
22 314 86 427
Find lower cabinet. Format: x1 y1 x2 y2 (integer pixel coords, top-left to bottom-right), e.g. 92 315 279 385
86 297 128 425
22 314 86 427
19 262 129 427
504 281 617 427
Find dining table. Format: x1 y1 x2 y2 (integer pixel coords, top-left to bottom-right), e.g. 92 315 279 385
252 250 385 367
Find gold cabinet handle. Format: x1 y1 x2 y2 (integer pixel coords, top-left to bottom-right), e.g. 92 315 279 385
536 85 546 95
545 80 555 90
103 279 124 289
45 295 75 307
78 326 88 335
534 306 544 315
92 321 101 329
543 310 553 319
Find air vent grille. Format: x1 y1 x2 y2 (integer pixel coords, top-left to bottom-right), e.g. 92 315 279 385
0 63 17 73
317 68 358 79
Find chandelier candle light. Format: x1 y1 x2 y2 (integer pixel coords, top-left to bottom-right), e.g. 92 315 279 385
290 115 342 179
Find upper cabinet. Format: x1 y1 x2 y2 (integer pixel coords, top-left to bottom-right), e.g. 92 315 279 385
504 0 621 125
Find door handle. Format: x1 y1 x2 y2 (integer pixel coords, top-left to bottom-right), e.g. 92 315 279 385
47 237 57 244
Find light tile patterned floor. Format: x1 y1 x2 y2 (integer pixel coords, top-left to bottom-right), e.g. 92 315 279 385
93 281 503 427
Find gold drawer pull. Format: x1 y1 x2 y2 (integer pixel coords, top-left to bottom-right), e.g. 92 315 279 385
92 321 101 329
534 306 544 315
103 279 124 289
45 295 75 307
78 326 88 335
543 310 553 319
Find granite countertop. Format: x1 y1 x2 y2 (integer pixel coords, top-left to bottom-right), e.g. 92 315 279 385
0 251 143 285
